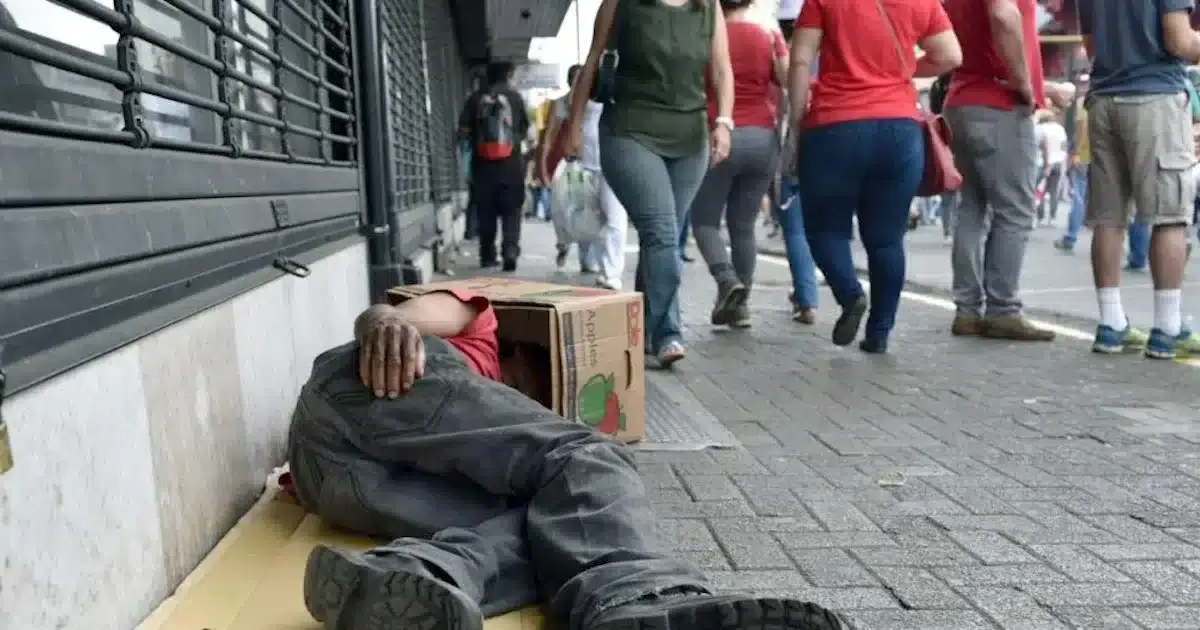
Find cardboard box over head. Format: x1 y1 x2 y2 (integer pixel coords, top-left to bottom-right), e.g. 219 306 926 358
387 278 646 443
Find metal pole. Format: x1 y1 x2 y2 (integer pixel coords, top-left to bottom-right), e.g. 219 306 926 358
355 0 401 299
575 0 582 63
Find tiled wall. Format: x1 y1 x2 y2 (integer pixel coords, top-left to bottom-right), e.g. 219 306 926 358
0 242 369 630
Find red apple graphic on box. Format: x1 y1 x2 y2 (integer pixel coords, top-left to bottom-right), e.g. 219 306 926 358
578 373 625 435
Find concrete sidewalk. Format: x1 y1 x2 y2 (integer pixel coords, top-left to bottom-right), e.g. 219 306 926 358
450 220 1200 630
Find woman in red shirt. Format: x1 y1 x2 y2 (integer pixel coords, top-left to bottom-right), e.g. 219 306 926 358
689 0 789 328
789 0 960 353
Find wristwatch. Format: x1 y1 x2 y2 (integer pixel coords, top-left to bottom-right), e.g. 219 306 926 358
714 116 735 131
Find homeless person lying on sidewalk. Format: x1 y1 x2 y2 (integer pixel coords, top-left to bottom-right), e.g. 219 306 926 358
287 289 844 630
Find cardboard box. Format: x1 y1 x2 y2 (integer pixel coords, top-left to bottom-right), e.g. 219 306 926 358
388 278 645 443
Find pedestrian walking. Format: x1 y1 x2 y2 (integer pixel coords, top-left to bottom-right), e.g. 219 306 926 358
565 0 736 368
458 62 531 272
790 0 961 353
690 0 789 330
541 64 629 290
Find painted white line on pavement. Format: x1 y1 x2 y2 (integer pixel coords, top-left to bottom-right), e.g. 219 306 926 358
756 253 1200 367
756 253 1087 343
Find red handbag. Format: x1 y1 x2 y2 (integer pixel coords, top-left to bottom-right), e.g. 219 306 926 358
874 0 963 197
917 111 962 196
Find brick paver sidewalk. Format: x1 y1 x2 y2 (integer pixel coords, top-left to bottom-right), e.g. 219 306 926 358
449 220 1200 630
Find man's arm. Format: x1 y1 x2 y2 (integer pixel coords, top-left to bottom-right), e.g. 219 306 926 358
1162 5 1200 65
987 0 1032 101
355 292 481 343
788 28 822 124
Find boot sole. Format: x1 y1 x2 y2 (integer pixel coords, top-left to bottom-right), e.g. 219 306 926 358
591 597 844 630
304 545 484 630
712 285 748 326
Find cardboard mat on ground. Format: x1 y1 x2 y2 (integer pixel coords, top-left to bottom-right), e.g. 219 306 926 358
388 278 646 443
140 490 555 630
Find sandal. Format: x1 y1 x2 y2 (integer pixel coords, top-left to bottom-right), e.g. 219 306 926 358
657 341 686 368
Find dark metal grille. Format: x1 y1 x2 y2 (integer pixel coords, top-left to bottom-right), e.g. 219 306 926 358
0 0 356 165
379 0 431 209
421 0 469 204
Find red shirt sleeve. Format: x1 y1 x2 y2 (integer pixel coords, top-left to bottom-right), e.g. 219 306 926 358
797 0 822 29
436 290 502 380
923 0 953 38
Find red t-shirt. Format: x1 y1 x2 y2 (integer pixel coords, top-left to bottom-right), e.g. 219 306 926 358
798 0 953 129
943 0 1045 111
438 290 501 380
707 22 788 129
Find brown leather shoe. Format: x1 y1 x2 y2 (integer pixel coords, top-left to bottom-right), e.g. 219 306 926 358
951 316 984 336
980 315 1055 341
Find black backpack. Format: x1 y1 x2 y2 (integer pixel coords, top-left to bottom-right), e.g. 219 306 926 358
474 91 515 161
928 72 953 115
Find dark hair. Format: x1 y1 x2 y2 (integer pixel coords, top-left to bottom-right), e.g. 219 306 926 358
567 64 584 86
719 0 751 10
486 61 514 86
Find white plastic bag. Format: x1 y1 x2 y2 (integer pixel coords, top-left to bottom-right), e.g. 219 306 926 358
551 160 605 244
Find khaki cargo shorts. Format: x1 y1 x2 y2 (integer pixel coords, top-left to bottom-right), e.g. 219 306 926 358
1086 92 1197 227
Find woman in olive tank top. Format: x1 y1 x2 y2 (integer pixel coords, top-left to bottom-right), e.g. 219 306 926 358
565 0 735 367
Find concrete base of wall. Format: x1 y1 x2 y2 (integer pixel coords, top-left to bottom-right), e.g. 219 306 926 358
0 242 370 630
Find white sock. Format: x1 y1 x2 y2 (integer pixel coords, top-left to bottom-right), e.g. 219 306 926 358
1097 288 1126 330
1154 289 1183 336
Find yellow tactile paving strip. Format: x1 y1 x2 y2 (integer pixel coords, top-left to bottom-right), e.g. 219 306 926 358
140 491 553 630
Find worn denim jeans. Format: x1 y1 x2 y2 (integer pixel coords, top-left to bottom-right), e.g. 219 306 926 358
600 128 709 353
1062 164 1087 245
1128 220 1151 269
288 337 708 630
779 175 819 309
799 118 924 344
679 212 692 263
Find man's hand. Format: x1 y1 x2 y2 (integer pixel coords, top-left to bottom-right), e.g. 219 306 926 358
357 308 425 398
997 77 1035 106
1044 81 1075 109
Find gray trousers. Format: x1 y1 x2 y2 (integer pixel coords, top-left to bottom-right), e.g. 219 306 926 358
287 336 706 629
944 105 1037 317
690 127 779 290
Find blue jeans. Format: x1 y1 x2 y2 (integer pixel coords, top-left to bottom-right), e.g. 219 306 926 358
799 118 924 344
600 129 709 353
779 176 819 308
1128 220 1150 269
533 186 552 220
678 212 692 262
1062 164 1087 245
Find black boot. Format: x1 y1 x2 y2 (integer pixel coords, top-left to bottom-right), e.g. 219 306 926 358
711 279 747 326
586 592 844 630
304 544 484 630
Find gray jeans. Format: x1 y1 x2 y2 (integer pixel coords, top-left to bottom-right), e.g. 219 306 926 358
944 105 1037 317
690 126 779 290
287 336 706 628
